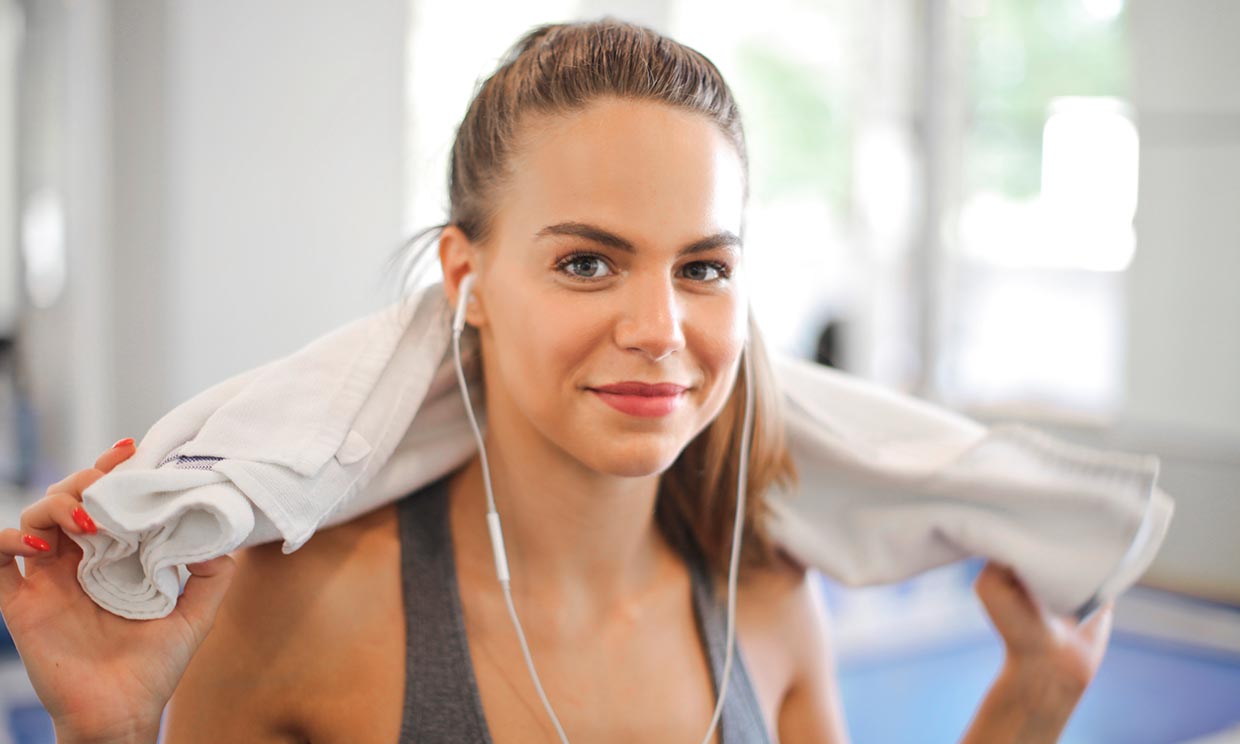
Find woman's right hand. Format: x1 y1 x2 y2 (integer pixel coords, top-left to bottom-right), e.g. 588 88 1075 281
0 439 239 742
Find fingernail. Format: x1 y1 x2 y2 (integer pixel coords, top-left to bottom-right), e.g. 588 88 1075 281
111 437 135 449
72 507 98 534
22 534 50 552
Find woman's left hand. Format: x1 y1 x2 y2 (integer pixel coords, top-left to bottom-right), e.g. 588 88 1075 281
974 561 1116 697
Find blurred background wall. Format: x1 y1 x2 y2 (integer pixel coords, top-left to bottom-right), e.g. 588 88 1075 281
0 0 407 479
0 1 1236 742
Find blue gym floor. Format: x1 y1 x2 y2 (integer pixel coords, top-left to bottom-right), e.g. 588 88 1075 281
836 626 1240 743
824 558 1240 744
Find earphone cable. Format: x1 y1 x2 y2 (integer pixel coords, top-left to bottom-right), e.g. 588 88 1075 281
453 321 571 744
452 285 754 744
698 335 754 744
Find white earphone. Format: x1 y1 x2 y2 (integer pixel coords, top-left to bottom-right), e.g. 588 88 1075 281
451 272 754 744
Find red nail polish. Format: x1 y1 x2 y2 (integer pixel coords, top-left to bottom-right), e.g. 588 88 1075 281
72 507 98 534
111 437 135 449
22 534 50 552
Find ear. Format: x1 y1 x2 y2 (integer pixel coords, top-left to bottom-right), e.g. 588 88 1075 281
438 224 487 329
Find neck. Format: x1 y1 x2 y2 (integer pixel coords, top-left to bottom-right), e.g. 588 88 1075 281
447 423 677 628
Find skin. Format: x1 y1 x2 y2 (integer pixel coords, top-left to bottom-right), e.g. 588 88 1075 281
435 94 750 626
177 95 819 744
0 94 1114 744
425 95 773 741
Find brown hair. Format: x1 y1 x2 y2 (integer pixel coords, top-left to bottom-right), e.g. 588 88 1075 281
387 17 800 584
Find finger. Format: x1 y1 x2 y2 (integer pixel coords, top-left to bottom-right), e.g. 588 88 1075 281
990 563 1038 607
4 444 130 593
975 562 1022 600
43 462 118 506
974 564 1012 625
974 562 1039 630
19 490 100 569
33 442 134 539
39 442 135 503
0 527 64 608
174 555 238 645
94 437 137 474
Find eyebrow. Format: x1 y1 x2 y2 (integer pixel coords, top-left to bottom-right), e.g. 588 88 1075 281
533 221 742 256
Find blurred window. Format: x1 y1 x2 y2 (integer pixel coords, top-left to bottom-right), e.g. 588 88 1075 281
666 0 863 360
940 0 1136 420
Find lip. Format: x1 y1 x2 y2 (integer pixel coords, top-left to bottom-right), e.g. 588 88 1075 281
590 381 689 396
587 381 689 418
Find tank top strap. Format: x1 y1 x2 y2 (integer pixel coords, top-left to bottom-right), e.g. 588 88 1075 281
397 474 772 743
684 542 774 744
397 474 494 743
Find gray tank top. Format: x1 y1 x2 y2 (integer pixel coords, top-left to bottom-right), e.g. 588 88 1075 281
397 473 773 743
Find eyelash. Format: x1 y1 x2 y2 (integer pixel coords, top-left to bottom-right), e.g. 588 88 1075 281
554 251 733 284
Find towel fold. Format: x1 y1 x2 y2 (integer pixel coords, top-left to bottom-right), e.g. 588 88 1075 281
71 281 1175 621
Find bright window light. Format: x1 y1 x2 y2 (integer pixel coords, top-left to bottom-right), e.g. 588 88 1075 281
960 96 1138 273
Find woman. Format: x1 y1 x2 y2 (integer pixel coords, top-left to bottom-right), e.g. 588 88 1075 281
0 18 1113 744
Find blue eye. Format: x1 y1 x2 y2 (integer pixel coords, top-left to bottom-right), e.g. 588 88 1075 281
682 261 731 282
557 253 614 280
553 252 733 284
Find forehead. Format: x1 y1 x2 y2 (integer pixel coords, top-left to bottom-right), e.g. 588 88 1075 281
496 98 745 246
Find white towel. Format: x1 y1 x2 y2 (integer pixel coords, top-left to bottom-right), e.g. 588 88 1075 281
70 281 1175 620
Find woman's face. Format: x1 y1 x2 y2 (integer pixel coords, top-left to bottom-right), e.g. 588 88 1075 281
451 97 748 478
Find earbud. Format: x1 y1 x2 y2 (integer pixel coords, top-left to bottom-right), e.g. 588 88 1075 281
453 272 476 334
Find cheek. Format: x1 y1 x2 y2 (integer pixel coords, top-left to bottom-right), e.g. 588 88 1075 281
490 289 604 404
694 298 746 359
684 297 747 413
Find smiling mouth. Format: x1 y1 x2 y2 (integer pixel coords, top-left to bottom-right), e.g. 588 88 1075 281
587 387 687 418
588 382 690 396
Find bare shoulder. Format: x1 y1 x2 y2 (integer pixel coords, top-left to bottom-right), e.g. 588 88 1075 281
164 505 404 743
737 549 814 615
228 503 401 648
737 550 851 744
733 549 815 692
234 502 399 602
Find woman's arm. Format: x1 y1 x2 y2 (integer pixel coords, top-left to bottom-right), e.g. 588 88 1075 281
959 659 1086 744
959 562 1116 743
776 560 1112 744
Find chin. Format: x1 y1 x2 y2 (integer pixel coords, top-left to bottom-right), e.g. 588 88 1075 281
571 435 687 479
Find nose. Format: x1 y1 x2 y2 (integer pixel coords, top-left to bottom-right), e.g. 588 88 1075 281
614 273 686 362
